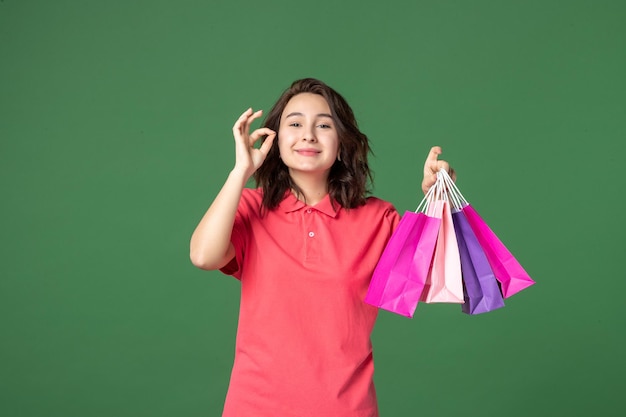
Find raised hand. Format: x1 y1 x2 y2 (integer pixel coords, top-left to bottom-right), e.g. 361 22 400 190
422 146 456 194
232 108 276 179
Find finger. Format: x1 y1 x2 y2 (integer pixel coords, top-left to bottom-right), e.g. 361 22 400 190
233 108 254 136
424 146 443 174
421 174 437 194
423 174 437 188
243 109 264 134
234 108 253 127
249 128 276 146
436 160 451 174
250 128 276 139
425 146 442 164
258 132 277 155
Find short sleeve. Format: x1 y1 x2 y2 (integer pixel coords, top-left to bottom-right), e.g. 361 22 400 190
219 255 240 277
218 188 261 279
386 204 401 234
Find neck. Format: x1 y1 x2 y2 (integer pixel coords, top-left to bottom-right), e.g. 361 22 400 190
289 170 329 206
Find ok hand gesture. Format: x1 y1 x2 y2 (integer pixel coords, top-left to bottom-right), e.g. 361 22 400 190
232 108 277 179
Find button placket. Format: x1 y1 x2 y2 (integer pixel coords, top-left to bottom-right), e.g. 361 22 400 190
303 207 319 261
306 208 315 238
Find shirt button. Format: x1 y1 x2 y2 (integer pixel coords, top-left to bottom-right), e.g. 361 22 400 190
308 231 315 237
306 209 312 213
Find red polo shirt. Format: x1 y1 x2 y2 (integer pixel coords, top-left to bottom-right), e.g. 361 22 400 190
220 188 400 417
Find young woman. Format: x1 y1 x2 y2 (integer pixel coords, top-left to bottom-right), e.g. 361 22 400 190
190 78 454 417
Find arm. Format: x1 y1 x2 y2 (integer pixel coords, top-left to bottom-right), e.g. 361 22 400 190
189 108 276 270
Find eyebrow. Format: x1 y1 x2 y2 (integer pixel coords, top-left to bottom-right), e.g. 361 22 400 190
285 112 333 119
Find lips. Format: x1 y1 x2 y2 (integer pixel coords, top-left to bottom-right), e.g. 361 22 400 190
294 148 321 156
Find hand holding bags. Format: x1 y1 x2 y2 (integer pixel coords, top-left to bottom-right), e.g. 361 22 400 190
365 169 534 316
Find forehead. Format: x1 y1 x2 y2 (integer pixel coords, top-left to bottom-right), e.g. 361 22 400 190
282 93 331 115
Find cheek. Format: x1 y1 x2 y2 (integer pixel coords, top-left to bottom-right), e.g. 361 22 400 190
328 135 340 153
276 133 289 156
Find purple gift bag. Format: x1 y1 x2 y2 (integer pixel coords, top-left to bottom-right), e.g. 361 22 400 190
462 204 535 298
365 205 441 318
452 210 505 314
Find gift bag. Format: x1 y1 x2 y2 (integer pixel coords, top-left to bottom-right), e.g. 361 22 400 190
462 205 535 298
365 188 442 318
420 175 464 304
452 210 505 314
440 170 535 299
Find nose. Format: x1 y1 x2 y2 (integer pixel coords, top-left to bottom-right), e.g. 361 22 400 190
302 126 317 142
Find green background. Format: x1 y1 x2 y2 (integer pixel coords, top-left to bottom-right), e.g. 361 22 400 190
1 0 624 416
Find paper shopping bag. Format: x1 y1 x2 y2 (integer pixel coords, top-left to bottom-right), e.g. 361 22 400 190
420 200 464 304
365 204 442 318
462 204 535 298
452 210 505 314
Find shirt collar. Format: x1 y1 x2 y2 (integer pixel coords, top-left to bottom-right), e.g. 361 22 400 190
279 191 339 218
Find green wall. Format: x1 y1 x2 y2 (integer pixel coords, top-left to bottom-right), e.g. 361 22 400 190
1 0 624 416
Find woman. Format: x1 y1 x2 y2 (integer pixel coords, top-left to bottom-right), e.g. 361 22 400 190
190 78 453 417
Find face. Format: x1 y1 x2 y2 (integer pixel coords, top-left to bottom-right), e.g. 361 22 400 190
277 93 339 178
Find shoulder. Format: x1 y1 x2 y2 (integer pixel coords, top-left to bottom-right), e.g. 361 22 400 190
241 187 263 202
344 195 399 219
363 196 397 213
237 188 264 216
336 196 401 234
361 196 401 228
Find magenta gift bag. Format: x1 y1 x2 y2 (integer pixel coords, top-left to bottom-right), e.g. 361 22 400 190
452 210 505 314
365 204 441 318
462 204 535 298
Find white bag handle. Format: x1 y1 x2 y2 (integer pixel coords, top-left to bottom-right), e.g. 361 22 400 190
415 169 453 214
438 169 468 211
415 179 438 213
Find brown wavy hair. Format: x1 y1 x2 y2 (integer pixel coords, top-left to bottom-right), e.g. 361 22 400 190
254 78 373 210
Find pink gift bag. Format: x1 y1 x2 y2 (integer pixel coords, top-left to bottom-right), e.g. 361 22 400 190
461 204 535 298
365 194 442 317
420 196 464 304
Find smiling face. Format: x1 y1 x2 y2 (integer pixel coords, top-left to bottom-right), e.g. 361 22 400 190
277 93 340 179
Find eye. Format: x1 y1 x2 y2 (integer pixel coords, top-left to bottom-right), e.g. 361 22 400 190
289 122 302 127
318 123 332 129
